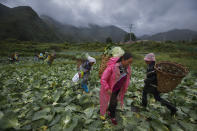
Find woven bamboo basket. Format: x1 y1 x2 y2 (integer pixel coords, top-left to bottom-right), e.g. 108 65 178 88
99 55 111 78
155 61 189 93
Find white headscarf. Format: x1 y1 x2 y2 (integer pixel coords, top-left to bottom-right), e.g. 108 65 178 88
86 53 96 63
87 56 96 63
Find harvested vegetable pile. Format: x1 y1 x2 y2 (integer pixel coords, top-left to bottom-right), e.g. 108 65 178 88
156 62 188 76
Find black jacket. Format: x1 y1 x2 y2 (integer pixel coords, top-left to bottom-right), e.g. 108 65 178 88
144 61 157 86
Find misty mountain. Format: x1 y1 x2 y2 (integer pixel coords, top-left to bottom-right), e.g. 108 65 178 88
41 15 127 42
140 29 197 41
0 3 127 43
0 3 60 42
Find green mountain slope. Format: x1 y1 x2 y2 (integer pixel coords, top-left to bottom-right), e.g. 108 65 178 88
41 15 127 42
0 3 61 42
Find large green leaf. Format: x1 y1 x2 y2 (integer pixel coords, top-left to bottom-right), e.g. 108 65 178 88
0 111 3 119
170 124 184 131
50 124 62 131
178 121 197 131
32 107 52 121
49 114 61 127
54 107 65 113
53 89 63 102
150 119 169 131
84 106 94 118
0 112 20 129
63 117 79 131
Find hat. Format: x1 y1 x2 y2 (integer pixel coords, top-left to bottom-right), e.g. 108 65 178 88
87 56 96 63
144 53 155 61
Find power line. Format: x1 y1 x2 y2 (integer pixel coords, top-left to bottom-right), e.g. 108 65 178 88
129 24 133 42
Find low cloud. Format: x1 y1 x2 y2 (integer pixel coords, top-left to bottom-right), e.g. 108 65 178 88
1 0 197 36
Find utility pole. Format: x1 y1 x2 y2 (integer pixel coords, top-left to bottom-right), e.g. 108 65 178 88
129 24 133 42
119 24 134 42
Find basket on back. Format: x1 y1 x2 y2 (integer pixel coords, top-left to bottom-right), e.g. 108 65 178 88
99 46 125 78
99 55 110 78
155 61 189 93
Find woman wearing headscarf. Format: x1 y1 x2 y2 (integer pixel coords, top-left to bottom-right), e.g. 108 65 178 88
142 53 177 116
100 53 133 125
79 54 96 93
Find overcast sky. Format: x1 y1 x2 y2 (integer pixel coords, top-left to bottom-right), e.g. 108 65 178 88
1 0 197 36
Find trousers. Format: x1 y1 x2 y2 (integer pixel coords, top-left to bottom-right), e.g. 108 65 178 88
142 85 177 112
108 89 120 118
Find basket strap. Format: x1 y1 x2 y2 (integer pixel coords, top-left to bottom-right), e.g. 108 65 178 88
146 70 156 75
150 84 157 88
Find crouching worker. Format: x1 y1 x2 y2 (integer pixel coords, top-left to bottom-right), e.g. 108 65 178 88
45 53 56 66
100 53 132 125
142 53 177 116
9 52 19 63
38 53 44 60
79 54 96 93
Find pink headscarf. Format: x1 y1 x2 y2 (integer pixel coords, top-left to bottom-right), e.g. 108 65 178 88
144 53 156 61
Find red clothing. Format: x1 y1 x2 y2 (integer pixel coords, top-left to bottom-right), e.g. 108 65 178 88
100 57 131 116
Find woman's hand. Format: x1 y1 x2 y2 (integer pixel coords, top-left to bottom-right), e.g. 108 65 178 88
78 72 81 78
107 89 112 96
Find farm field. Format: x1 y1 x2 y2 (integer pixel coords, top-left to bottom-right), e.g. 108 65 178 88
0 55 197 130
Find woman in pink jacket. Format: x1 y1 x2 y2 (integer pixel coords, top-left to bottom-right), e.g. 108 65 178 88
100 53 133 125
